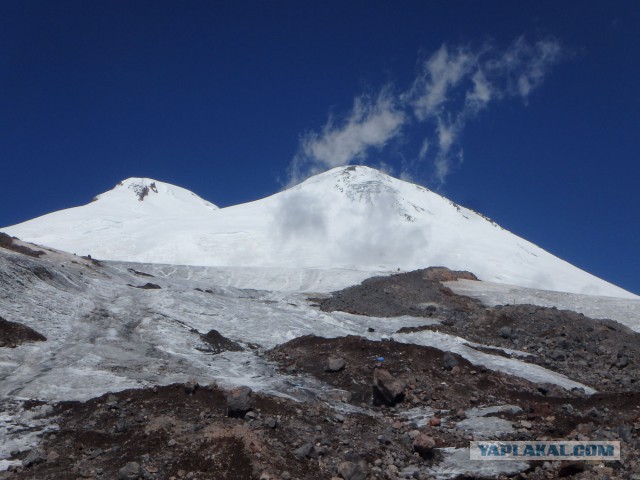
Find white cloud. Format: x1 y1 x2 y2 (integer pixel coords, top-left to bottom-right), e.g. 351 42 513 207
486 36 563 100
410 44 477 120
288 36 563 186
418 139 430 160
288 90 405 186
437 119 457 154
466 70 493 113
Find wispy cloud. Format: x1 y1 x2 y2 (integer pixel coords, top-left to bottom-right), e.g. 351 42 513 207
288 90 405 186
409 44 478 121
288 36 564 187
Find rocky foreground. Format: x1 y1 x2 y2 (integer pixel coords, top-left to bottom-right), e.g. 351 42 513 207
2 267 640 479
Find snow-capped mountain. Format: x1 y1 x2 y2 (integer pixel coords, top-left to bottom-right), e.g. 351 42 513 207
2 166 635 298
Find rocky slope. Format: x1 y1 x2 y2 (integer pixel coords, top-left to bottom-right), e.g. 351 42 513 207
2 236 640 479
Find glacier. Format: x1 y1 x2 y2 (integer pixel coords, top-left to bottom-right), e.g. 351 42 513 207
2 166 636 299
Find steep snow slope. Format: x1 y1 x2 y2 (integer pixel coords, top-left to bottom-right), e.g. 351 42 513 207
2 167 635 298
1 178 218 260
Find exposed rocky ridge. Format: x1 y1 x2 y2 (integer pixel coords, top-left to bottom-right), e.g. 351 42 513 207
268 335 575 409
317 267 640 393
400 303 640 393
0 233 45 258
313 268 481 318
0 316 46 347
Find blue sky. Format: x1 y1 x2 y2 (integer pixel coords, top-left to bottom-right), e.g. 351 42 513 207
1 1 638 294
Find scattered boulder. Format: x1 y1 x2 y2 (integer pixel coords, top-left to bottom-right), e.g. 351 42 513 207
183 380 198 395
338 460 367 480
558 461 585 477
326 356 346 372
22 448 47 468
499 326 513 339
442 352 459 370
117 461 142 480
412 433 436 459
226 386 252 418
372 369 407 406
428 416 441 427
617 355 629 368
294 443 318 459
200 329 243 354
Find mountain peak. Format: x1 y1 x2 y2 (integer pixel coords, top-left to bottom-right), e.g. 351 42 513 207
301 165 396 185
116 178 161 201
94 178 219 210
1 168 635 299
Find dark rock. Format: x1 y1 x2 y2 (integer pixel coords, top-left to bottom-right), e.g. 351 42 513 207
499 326 513 339
0 316 46 347
326 356 346 372
127 268 154 277
200 329 243 354
338 460 367 480
294 443 316 459
264 417 277 429
617 356 629 368
413 433 436 459
558 461 585 477
226 386 252 418
245 411 258 420
89 448 103 459
442 352 459 370
23 448 47 468
114 419 127 433
127 283 161 290
118 461 142 480
184 381 198 395
615 423 633 442
372 369 407 406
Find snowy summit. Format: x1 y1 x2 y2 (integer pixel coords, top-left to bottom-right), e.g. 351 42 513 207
1 166 635 299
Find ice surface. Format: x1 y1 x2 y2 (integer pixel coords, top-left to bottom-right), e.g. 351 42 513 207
0 402 58 471
399 406 437 428
427 447 529 479
456 405 523 440
0 253 598 403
